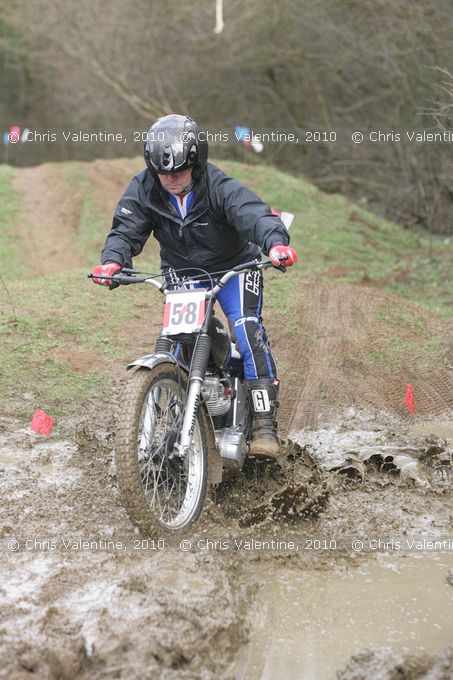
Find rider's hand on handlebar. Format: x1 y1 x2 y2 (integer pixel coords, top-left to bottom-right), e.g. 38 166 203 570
91 262 122 285
268 244 298 269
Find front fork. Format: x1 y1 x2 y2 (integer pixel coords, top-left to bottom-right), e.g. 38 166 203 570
155 297 215 457
175 332 212 455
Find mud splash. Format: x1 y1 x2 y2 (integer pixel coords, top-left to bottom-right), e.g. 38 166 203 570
210 443 330 529
290 407 453 490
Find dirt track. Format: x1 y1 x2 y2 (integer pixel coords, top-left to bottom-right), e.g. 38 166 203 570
2 161 453 678
1 404 452 679
11 158 144 277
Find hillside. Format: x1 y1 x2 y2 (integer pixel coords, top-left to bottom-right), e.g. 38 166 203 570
1 158 452 429
3 158 453 316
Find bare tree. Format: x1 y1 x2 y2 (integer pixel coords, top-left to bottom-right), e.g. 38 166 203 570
426 68 453 130
2 0 453 231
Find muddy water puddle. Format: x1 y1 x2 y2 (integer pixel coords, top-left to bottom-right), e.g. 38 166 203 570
234 554 453 679
410 420 453 443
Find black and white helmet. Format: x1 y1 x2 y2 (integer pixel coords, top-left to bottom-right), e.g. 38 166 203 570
144 114 208 180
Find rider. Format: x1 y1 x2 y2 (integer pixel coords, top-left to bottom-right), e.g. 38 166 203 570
91 114 297 459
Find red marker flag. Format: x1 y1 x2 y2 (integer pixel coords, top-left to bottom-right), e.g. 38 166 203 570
31 409 55 435
404 384 415 414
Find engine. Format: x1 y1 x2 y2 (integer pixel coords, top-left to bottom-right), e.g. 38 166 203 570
202 375 232 417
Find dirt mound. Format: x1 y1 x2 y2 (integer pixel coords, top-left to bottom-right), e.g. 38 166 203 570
12 157 144 276
12 164 85 276
271 280 453 433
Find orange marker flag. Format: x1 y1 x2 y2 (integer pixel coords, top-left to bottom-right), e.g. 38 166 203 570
404 384 415 414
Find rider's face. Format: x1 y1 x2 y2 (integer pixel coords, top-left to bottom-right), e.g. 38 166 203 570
158 167 193 195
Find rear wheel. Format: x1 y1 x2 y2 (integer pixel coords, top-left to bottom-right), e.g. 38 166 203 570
115 364 209 535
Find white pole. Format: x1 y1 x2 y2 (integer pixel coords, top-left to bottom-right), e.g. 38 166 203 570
214 0 224 33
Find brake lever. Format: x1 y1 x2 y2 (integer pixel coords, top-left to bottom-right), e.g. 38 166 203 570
276 255 288 273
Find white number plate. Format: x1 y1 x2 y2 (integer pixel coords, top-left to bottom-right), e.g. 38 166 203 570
162 289 206 336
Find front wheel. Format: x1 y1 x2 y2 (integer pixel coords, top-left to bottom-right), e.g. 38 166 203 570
115 364 209 535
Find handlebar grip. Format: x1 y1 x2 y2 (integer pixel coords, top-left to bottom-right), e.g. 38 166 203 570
233 259 275 273
87 273 147 284
256 258 287 273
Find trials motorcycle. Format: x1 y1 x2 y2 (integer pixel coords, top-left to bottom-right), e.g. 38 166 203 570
89 257 287 535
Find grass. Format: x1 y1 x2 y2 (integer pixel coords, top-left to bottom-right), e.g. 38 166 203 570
365 334 447 373
0 165 21 277
219 161 453 318
0 269 157 420
0 157 452 423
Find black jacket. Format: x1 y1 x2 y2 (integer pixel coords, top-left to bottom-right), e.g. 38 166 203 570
101 162 290 273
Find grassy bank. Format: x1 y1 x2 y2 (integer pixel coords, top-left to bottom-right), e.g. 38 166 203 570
0 270 157 420
218 161 453 319
0 158 451 423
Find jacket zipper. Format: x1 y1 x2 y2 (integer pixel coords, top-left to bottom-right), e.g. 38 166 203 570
146 198 208 238
178 207 209 238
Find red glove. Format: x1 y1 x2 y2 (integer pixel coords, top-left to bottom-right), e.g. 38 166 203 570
91 262 122 285
268 244 298 269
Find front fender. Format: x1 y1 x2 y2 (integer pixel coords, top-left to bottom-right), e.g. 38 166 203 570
127 351 179 371
127 351 223 484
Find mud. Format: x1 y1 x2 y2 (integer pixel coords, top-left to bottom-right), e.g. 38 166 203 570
3 158 453 678
236 554 453 679
337 645 453 680
0 416 250 679
1 407 452 679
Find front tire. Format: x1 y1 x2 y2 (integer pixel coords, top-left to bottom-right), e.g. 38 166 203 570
115 364 209 535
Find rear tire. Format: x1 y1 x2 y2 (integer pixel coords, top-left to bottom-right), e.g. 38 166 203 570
115 364 210 535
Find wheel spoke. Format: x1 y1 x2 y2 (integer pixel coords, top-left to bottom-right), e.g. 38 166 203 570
135 376 204 530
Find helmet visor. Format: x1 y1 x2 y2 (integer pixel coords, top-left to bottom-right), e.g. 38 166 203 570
148 127 196 174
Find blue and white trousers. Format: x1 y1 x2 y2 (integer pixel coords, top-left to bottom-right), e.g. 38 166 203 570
217 270 277 381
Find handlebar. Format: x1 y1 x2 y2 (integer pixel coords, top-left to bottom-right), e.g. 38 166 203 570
87 258 282 294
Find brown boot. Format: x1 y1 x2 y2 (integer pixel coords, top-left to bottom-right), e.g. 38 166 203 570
245 379 281 460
